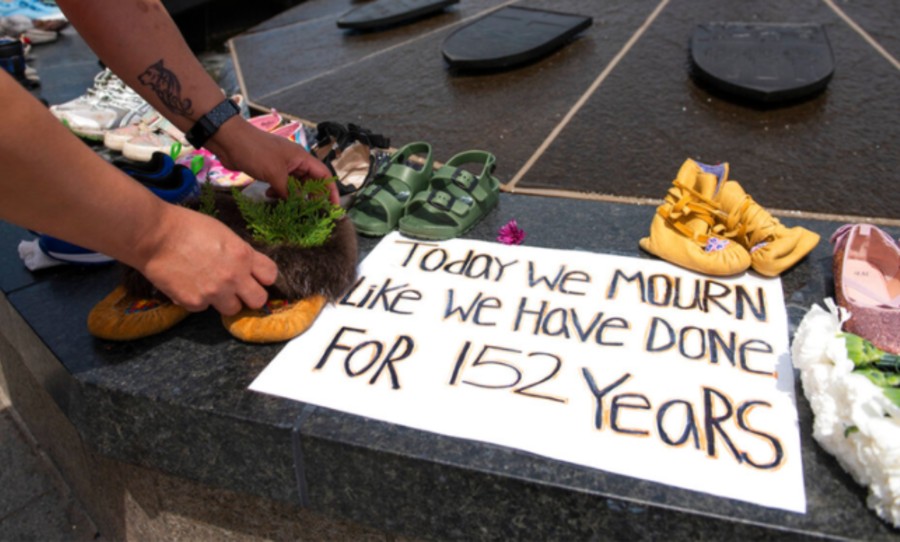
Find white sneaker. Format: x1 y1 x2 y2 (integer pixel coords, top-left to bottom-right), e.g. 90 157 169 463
60 84 152 141
116 92 245 160
49 68 117 119
103 109 163 151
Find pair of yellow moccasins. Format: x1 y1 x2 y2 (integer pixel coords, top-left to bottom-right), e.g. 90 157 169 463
87 287 330 344
87 191 358 344
640 159 820 277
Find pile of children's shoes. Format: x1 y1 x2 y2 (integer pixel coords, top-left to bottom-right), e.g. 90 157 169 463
47 67 251 163
174 108 306 190
18 151 201 270
640 158 820 277
0 0 66 40
50 68 155 142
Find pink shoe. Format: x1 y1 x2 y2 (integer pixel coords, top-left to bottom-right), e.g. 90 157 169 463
175 111 290 189
176 148 250 189
832 224 900 354
270 120 302 140
248 110 283 132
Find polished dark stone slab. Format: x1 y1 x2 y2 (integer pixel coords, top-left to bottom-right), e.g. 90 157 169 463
27 26 103 108
233 0 900 220
4 193 900 538
0 225 44 294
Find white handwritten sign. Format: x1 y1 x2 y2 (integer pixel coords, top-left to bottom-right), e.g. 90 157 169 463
251 232 806 512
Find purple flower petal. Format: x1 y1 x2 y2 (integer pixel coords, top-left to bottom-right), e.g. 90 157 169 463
498 219 526 245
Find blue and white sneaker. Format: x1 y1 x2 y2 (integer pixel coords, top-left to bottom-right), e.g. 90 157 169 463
115 151 200 203
37 235 114 265
0 0 65 22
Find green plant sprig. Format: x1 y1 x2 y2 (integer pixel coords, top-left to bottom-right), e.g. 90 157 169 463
197 182 218 217
844 332 900 409
232 176 344 248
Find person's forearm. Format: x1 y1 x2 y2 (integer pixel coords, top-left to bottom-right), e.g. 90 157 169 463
55 0 228 134
2 72 276 315
56 0 336 200
0 73 172 269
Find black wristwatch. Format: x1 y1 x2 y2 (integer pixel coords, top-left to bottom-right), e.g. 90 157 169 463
185 98 241 149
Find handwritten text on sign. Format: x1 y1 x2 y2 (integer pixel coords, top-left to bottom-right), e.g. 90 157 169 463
251 232 805 512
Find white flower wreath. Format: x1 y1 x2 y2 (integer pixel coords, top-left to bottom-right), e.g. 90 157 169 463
792 299 900 527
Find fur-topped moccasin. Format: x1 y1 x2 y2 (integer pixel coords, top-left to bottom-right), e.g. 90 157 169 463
88 180 358 343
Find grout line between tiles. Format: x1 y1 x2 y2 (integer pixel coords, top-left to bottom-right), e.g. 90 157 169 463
503 185 900 226
822 0 900 71
506 0 671 190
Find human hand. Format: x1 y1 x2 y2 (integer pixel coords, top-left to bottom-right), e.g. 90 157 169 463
134 204 277 315
207 119 339 204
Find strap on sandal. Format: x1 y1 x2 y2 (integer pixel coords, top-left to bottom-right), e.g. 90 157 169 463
399 150 499 239
349 141 434 235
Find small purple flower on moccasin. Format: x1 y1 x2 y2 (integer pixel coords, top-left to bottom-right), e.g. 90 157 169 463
498 219 526 245
704 237 729 253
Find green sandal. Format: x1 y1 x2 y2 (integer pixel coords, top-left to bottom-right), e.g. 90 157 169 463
348 141 433 236
398 150 499 240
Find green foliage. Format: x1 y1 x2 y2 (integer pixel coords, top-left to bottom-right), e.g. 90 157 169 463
844 333 900 408
232 177 344 248
197 182 218 217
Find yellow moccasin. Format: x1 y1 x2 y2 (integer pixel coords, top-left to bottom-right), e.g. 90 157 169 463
714 180 819 277
639 159 751 276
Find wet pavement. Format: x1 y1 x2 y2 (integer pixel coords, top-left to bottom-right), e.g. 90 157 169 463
0 386 96 541
231 0 899 221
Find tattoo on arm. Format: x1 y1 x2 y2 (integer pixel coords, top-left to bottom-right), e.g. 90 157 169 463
137 59 193 117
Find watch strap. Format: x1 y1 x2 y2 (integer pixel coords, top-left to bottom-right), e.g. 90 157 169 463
185 98 240 149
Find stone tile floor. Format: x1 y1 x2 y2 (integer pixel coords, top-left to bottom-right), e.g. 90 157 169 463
0 386 97 541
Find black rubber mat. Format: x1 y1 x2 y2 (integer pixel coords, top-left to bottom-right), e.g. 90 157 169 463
442 6 592 70
690 22 834 105
337 0 459 30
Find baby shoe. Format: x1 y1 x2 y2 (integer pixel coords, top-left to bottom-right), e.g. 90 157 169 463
831 224 900 354
174 111 286 189
113 150 175 179
270 120 302 140
714 180 819 277
49 68 117 118
115 152 200 204
639 159 751 276
121 119 192 163
60 85 152 141
211 190 358 343
104 109 162 151
312 122 390 207
248 109 283 132
87 285 190 341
